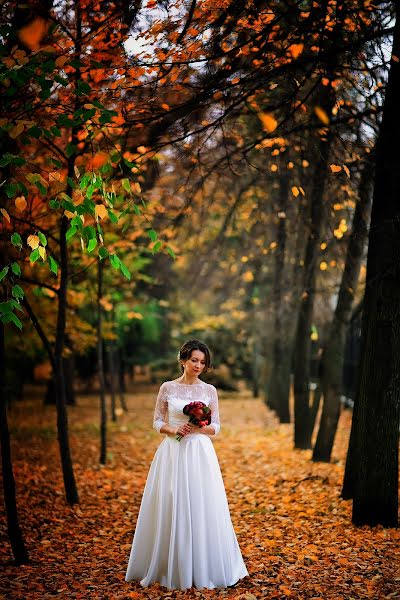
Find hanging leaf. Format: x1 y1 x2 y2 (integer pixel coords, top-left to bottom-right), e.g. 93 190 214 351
95 204 108 221
15 196 27 211
314 106 330 125
48 255 58 275
1 208 11 223
258 112 278 133
27 235 40 249
0 266 9 283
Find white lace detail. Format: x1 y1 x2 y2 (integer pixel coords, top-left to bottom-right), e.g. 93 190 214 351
153 380 220 435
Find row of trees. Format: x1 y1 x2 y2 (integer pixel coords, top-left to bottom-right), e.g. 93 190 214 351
1 0 399 565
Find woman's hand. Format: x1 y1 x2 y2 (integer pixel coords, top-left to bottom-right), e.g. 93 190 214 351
175 422 196 437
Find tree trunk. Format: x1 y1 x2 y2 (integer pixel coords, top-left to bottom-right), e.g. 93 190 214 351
293 129 331 448
54 214 79 505
108 344 117 422
0 315 29 564
268 169 291 422
116 348 128 412
97 259 107 465
64 355 76 406
349 6 400 527
313 155 373 462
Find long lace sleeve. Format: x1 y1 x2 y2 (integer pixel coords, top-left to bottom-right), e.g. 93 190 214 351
153 382 168 433
209 385 220 435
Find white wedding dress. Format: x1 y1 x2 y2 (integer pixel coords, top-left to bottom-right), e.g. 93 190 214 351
125 380 248 590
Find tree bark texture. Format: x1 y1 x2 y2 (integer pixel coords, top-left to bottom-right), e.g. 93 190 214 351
0 320 30 564
313 155 373 463
349 6 400 527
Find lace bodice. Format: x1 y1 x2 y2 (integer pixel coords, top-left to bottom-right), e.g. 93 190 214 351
153 380 221 435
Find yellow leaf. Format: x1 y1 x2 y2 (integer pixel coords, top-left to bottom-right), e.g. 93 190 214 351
314 106 330 125
0 208 11 223
299 186 305 195
38 246 46 261
15 196 27 212
9 122 24 139
27 234 40 249
133 182 141 194
258 112 278 133
330 164 342 173
95 204 108 221
291 186 300 197
343 164 350 178
64 210 75 219
320 261 327 271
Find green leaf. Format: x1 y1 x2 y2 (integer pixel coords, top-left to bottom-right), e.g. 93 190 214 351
133 204 141 216
11 233 22 248
12 284 24 299
119 261 131 280
2 310 23 330
30 249 40 262
87 238 97 253
38 232 47 247
66 143 77 158
5 183 18 198
109 254 120 270
108 211 119 224
77 80 91 95
167 246 176 260
66 226 77 240
48 255 58 275
11 262 21 276
121 178 131 193
49 199 60 209
152 240 162 254
98 247 108 259
148 229 157 242
0 266 9 283
0 301 13 315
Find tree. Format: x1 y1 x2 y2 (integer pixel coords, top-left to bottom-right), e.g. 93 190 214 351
343 2 400 527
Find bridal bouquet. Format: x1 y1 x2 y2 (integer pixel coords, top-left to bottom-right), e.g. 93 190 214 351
176 401 211 441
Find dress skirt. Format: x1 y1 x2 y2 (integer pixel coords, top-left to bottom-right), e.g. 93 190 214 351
125 432 248 590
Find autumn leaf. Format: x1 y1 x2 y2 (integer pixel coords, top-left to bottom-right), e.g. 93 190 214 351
291 186 300 197
330 164 342 173
343 165 351 178
258 112 278 133
0 208 11 223
288 43 304 59
314 106 330 125
95 204 108 221
18 18 49 50
15 196 27 212
27 235 40 249
9 122 25 139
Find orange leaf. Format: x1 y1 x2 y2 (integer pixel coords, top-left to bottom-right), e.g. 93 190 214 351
343 165 350 178
18 18 49 51
330 164 342 173
291 186 300 197
288 43 304 59
95 204 108 221
314 106 330 125
0 208 10 223
258 112 278 133
15 196 27 212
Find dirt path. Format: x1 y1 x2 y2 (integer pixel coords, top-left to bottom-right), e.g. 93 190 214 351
1 388 399 599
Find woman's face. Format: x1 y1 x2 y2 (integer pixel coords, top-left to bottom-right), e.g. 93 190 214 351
183 349 206 377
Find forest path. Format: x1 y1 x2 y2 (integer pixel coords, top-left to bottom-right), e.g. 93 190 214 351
1 387 399 599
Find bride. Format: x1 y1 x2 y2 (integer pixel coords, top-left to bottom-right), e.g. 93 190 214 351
125 339 248 590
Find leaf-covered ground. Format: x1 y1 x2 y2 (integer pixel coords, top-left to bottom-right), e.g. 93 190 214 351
1 387 399 599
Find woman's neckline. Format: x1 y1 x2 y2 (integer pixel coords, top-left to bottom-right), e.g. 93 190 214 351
171 379 204 386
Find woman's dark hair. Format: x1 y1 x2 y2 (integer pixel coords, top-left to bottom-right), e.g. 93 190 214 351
178 339 211 372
